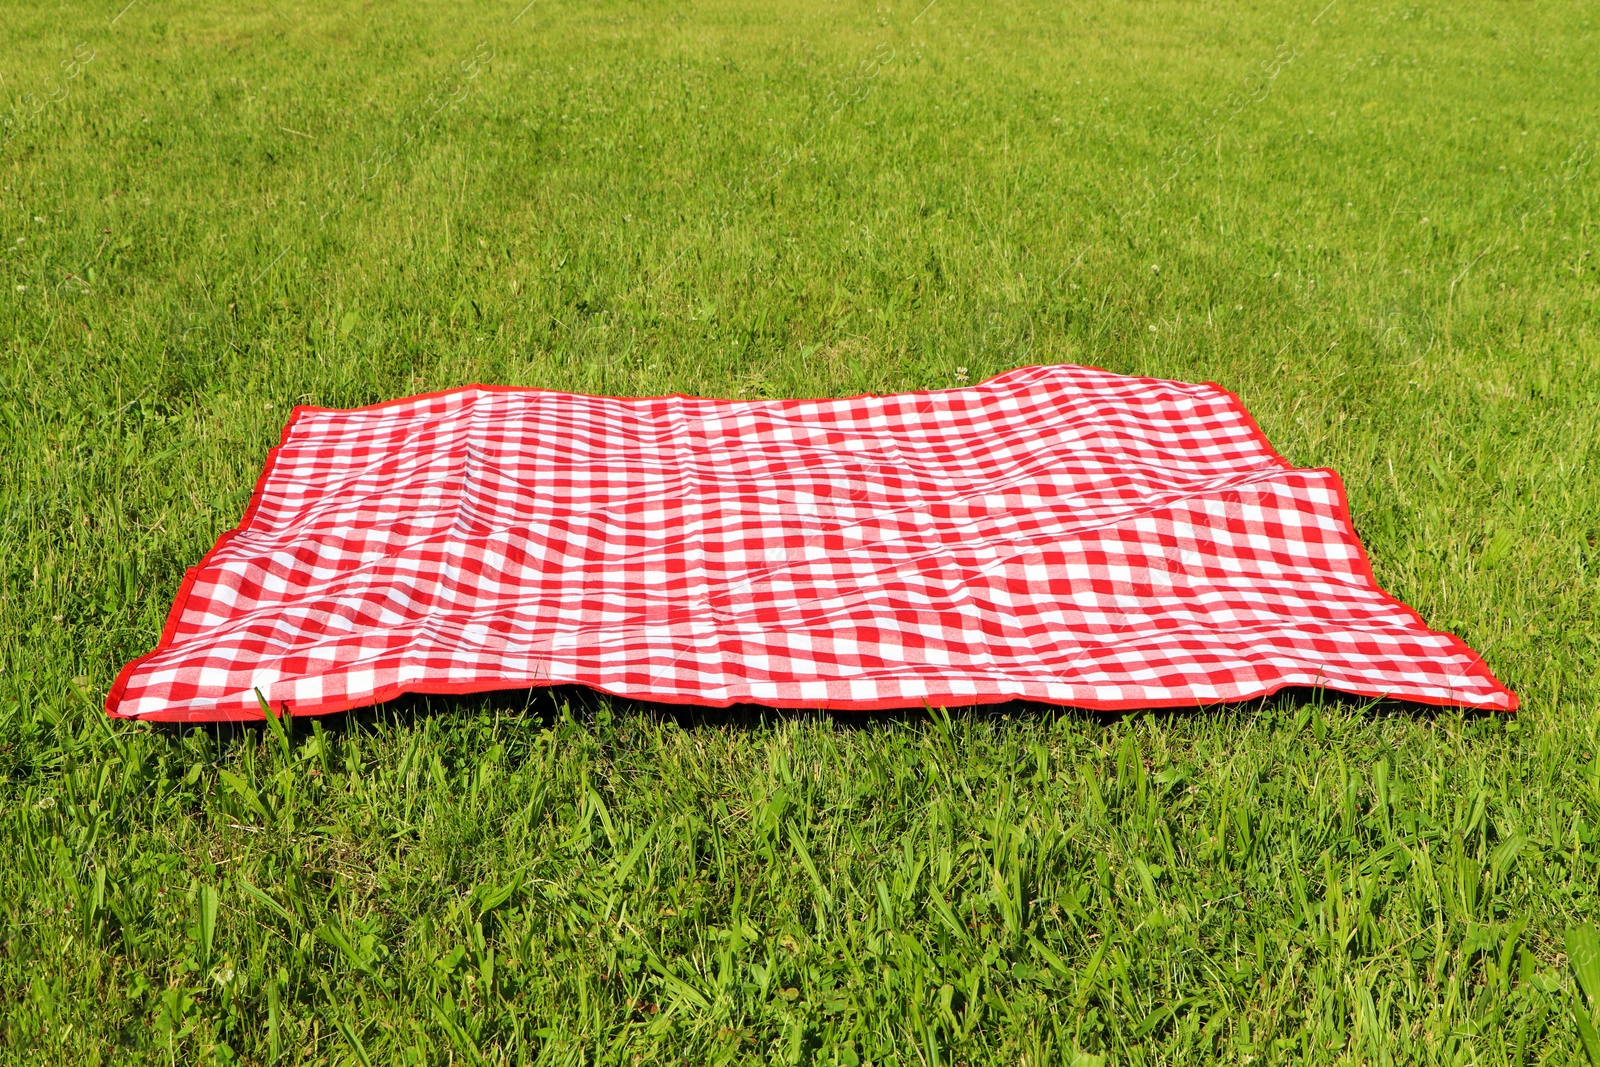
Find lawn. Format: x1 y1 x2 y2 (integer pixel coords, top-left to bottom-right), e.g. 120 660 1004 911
2 0 1598 1061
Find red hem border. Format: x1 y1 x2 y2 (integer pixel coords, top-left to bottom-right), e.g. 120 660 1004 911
103 407 310 720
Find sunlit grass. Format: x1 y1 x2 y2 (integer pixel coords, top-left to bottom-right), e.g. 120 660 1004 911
1 0 1598 1061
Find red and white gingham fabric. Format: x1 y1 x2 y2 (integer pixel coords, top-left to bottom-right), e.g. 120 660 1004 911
106 365 1515 721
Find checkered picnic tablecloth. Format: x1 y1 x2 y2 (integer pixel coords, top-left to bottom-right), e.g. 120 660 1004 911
106 364 1515 720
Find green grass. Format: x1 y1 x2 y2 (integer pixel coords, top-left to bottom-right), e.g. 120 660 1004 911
3 0 1599 1060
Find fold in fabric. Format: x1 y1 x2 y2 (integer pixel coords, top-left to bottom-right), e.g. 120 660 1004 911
106 364 1516 721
